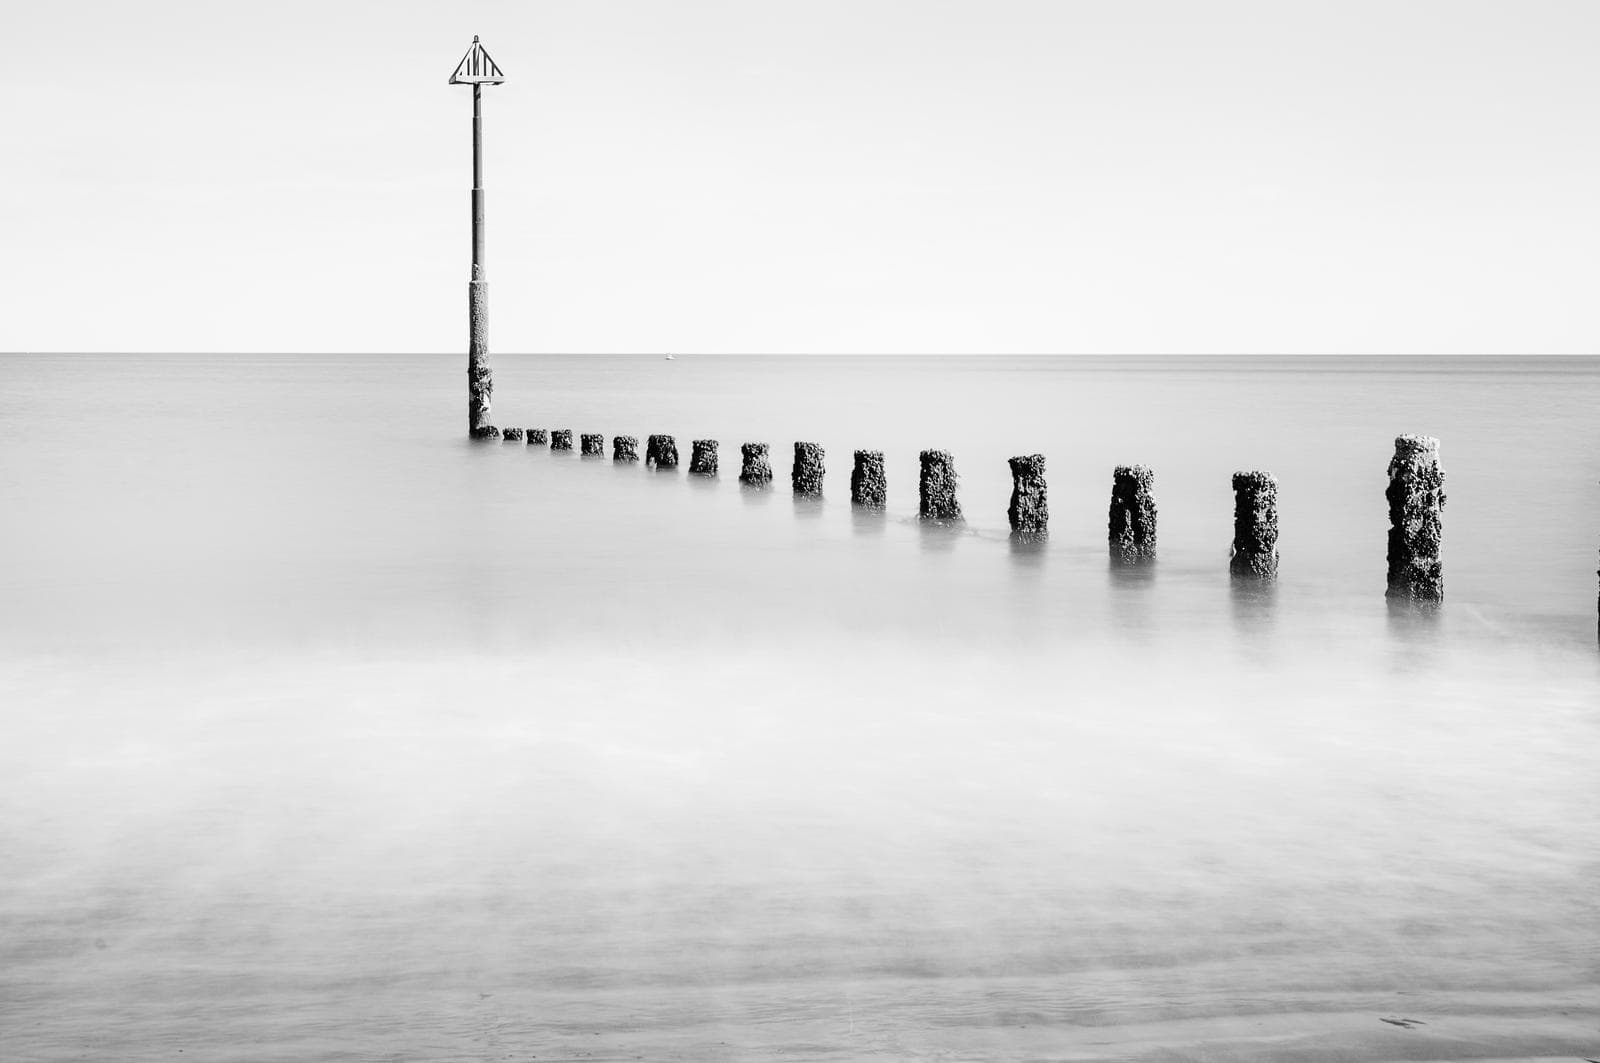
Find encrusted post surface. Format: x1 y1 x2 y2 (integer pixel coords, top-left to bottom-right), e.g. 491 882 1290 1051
919 449 962 522
1007 454 1047 537
1230 471 1279 579
467 286 492 434
739 443 773 485
580 433 605 456
550 429 573 451
646 434 679 469
1386 435 1445 602
851 450 886 507
527 428 548 445
690 439 719 475
469 424 500 440
501 427 524 442
612 435 639 462
1109 464 1157 559
792 442 825 496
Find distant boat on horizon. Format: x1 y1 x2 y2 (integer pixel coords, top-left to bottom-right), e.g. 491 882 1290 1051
664 352 675 361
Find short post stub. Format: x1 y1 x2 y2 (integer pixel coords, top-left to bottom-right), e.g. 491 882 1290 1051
1007 454 1048 538
646 434 679 469
689 439 719 476
612 435 639 462
1230 471 1279 579
919 449 962 522
792 442 825 496
1385 435 1445 602
550 429 574 451
470 424 500 440
1109 465 1157 560
501 427 524 442
527 428 548 445
580 433 605 457
739 442 773 485
851 450 886 507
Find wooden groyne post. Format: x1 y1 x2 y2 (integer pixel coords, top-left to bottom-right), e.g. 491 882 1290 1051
647 435 679 469
1109 465 1157 560
851 450 886 507
1386 435 1445 602
919 450 962 522
690 439 719 475
612 435 639 462
740 443 773 485
449 37 506 437
1007 454 1047 538
580 433 604 457
792 442 825 496
550 429 573 451
527 428 548 445
1230 471 1279 579
501 427 524 442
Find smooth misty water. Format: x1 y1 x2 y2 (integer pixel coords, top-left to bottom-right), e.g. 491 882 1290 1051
1 354 1597 1062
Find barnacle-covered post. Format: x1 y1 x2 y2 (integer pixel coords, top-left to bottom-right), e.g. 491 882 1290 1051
1230 471 1279 579
1109 465 1157 560
1385 435 1445 602
740 443 773 486
646 435 679 469
450 36 506 436
919 450 962 522
1007 454 1048 538
690 439 719 475
851 450 886 507
792 442 826 496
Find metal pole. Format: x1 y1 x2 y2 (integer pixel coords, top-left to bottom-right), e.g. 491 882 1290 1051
467 80 491 433
472 82 484 275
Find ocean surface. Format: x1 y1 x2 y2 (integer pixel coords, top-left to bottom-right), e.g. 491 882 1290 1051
2 353 1597 1062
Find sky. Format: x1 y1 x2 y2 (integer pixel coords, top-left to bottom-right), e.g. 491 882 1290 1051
3 0 1597 354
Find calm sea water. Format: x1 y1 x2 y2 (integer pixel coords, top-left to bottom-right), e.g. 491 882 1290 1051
1 353 1597 1061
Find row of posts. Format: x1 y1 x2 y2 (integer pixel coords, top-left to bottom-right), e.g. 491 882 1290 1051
485 426 1447 601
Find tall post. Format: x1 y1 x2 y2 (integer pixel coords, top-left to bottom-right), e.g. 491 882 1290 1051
450 37 505 436
466 81 491 434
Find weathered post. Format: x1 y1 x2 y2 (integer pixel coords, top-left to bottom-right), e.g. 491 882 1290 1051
550 429 573 451
851 450 886 507
526 428 548 445
1109 465 1157 560
1007 454 1048 538
612 435 639 462
1386 435 1445 602
919 450 962 522
1230 471 1279 579
471 425 500 440
646 435 679 469
501 427 524 442
792 442 825 496
690 439 719 475
449 37 505 437
739 443 773 485
580 433 604 457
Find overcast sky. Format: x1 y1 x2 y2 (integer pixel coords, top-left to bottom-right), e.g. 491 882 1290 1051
4 0 1597 354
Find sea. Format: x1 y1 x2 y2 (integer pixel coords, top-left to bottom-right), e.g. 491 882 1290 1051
2 353 1597 1062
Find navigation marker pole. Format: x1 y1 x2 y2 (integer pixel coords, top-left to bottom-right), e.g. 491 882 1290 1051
450 36 505 436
